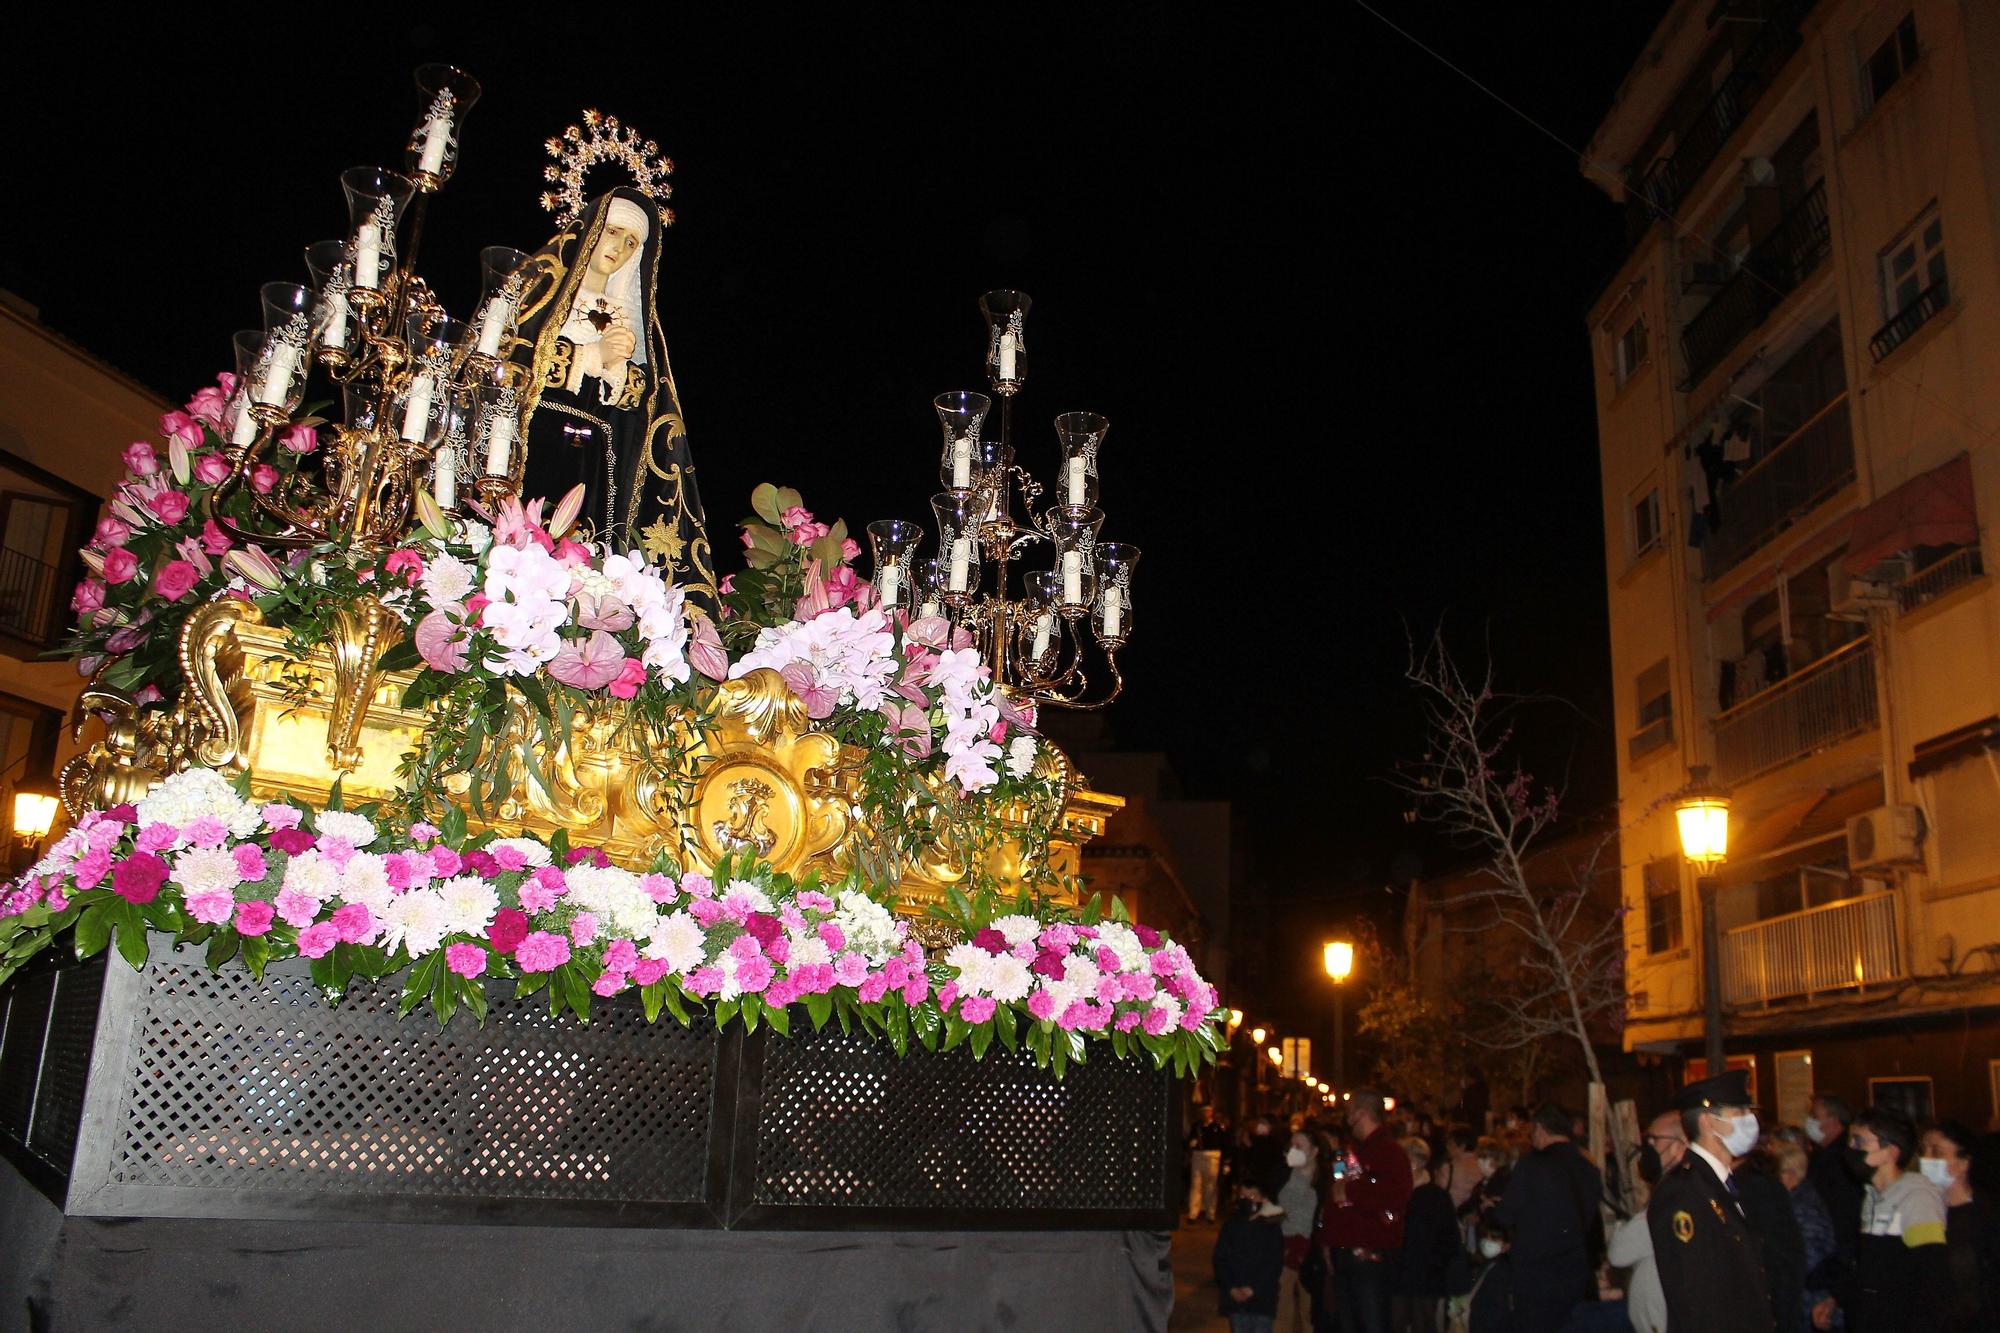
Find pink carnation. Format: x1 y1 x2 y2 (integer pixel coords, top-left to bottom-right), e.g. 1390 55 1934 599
186 889 236 925
1027 989 1059 1022
569 912 598 946
183 815 229 849
1143 1005 1175 1037
514 931 571 973
592 971 626 997
296 921 340 959
136 822 180 853
856 974 889 1004
959 995 998 1024
631 959 671 987
640 873 677 903
261 803 304 830
681 873 714 900
330 903 376 944
234 900 274 936
446 942 488 978
833 952 869 987
604 939 639 974
735 956 774 993
273 888 321 928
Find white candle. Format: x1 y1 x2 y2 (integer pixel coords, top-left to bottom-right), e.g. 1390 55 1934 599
399 375 434 443
1061 549 1082 604
1066 455 1087 507
1031 612 1053 659
418 110 451 176
1102 588 1123 638
998 330 1018 381
230 405 258 448
354 222 382 291
948 537 971 593
322 294 350 350
484 414 516 476
951 436 971 490
434 448 456 509
475 296 511 357
919 599 940 620
255 342 298 407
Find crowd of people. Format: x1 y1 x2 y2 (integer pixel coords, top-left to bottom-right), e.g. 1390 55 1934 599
1194 1073 1998 1333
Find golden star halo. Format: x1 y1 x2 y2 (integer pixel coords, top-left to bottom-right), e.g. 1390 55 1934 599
539 109 675 230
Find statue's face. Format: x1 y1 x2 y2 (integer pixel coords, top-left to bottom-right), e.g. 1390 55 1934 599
590 220 643 276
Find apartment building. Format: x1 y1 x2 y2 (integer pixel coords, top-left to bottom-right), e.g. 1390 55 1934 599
1584 0 2000 1126
0 294 163 857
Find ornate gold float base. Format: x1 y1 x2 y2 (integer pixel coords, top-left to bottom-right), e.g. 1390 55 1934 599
62 600 1120 913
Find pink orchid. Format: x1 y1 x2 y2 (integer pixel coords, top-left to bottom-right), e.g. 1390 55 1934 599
575 593 634 632
413 609 471 672
688 615 729 681
547 629 628 691
779 661 840 719
492 496 546 550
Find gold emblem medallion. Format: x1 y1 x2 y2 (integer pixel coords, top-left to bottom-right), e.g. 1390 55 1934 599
1710 1198 1729 1223
1672 1210 1694 1243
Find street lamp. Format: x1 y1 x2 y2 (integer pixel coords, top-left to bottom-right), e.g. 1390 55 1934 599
1323 939 1354 1089
9 773 58 872
1267 1046 1282 1066
1250 1026 1267 1046
1675 765 1732 1075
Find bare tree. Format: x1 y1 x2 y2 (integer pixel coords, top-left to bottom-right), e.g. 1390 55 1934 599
1393 630 1626 1089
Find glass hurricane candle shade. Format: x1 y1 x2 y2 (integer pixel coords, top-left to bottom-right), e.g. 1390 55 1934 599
934 390 990 493
1019 570 1062 673
225 330 267 449
304 240 357 359
252 282 315 415
1047 507 1103 617
340 167 417 296
930 492 982 605
1053 410 1107 512
1091 542 1138 645
432 393 473 510
912 556 944 621
472 382 522 478
978 290 1031 395
471 245 530 361
406 64 481 189
971 436 1012 530
866 519 925 613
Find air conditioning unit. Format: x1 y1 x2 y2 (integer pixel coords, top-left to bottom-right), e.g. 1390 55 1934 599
1829 565 1897 618
1846 805 1924 870
1681 260 1728 292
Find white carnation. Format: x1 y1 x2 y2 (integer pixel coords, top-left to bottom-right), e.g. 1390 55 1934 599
563 864 654 937
338 852 394 914
1004 735 1039 779
314 811 378 847
380 889 451 957
992 914 1041 947
644 911 708 974
786 935 832 970
1094 922 1147 973
282 849 341 902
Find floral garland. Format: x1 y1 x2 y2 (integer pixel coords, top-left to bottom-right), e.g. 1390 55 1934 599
0 769 1224 1074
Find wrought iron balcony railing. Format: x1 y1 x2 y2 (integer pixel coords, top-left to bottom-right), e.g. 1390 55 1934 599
0 545 60 645
1632 0 1813 224
1701 390 1854 580
1898 545 1984 613
1721 889 1900 1006
1712 636 1876 786
1680 179 1831 388
1868 281 1950 362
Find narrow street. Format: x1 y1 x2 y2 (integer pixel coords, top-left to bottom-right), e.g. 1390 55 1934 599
1167 1219 1227 1333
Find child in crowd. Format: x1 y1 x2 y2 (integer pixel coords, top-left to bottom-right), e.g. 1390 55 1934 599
1215 1180 1287 1333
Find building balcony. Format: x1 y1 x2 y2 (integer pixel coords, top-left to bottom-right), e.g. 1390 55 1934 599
1713 636 1876 786
1721 889 1901 1007
0 545 61 646
1702 390 1854 581
1898 544 1984 613
1680 179 1831 388
1868 281 1949 362
1630 0 1812 225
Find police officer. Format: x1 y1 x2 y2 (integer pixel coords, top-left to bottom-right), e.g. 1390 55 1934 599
1647 1068 1775 1332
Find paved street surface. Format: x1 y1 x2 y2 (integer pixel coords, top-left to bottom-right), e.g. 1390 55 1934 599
1168 1218 1227 1333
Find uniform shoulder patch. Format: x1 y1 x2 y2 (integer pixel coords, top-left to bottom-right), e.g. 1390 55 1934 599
1672 1209 1694 1242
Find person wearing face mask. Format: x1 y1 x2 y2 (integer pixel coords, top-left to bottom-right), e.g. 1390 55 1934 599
1805 1093 1863 1273
1647 1068 1775 1332
1919 1121 1997 1333
1811 1106 1945 1332
1606 1110 1687 1333
1325 1089 1415 1333
1773 1139 1840 1332
1216 1179 1289 1333
1734 1136 1808 1333
1274 1133 1321 1333
1466 1220 1519 1333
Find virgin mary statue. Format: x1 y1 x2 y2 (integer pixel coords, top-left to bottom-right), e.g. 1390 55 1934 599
512 187 717 613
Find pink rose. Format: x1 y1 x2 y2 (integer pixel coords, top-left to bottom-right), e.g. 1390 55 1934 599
234 900 275 936
153 560 199 602
159 412 203 451
71 580 106 614
186 385 231 426
606 657 648 700
92 517 132 548
250 464 279 494
147 490 190 526
278 424 318 454
788 523 818 547
193 453 231 485
124 441 161 475
446 942 488 979
839 537 861 562
779 505 815 533
199 519 233 556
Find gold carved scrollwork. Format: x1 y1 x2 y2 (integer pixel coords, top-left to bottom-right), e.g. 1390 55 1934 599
681 669 853 879
325 596 405 772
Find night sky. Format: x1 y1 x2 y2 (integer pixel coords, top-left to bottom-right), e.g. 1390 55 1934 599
7 6 1667 903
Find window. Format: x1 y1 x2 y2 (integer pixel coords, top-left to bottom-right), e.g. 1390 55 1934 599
1631 487 1662 559
1865 13 1919 106
1883 212 1947 318
1630 659 1674 761
1615 316 1650 387
1925 758 2000 891
1643 858 1683 954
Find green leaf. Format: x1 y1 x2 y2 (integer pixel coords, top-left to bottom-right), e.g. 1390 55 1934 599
740 995 761 1034
515 673 552 721
73 904 112 960
377 638 421 673
942 1014 969 1051
751 482 784 525
806 991 834 1030
993 1004 1018 1052
516 969 549 998
113 904 151 970
763 1002 790 1036
641 980 666 1023
206 931 240 970
661 984 692 1025
714 998 739 1030
970 1023 993 1060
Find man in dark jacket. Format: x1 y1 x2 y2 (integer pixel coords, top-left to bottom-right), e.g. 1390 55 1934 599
1215 1179 1286 1330
1494 1101 1603 1331
1649 1069 1774 1332
1805 1092 1862 1268
1325 1088 1414 1333
1734 1147 1808 1333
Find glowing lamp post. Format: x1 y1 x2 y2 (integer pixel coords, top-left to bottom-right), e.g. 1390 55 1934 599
1323 939 1354 1089
1675 766 1732 1075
